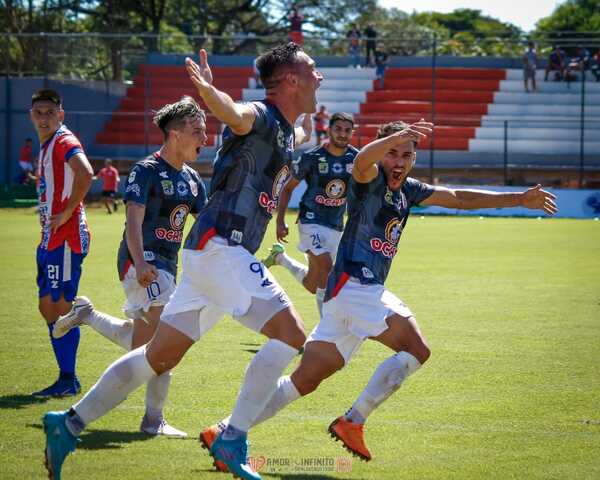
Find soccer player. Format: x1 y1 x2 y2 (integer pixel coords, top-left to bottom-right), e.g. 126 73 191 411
53 97 208 438
29 89 93 398
263 112 357 315
206 120 558 463
42 42 320 480
96 158 120 214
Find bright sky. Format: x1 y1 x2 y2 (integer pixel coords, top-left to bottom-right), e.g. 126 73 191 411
380 0 563 32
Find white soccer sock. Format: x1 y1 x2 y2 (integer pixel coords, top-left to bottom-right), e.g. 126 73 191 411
228 339 298 432
276 252 308 285
72 346 156 427
315 288 326 316
218 375 300 429
87 309 133 350
347 351 421 423
145 371 171 420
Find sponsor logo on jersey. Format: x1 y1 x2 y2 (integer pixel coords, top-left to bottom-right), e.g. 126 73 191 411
362 267 374 279
154 227 183 243
189 180 198 197
126 183 141 196
305 211 315 220
259 192 278 215
128 170 136 184
277 127 286 149
159 171 169 178
384 187 407 210
332 163 343 174
231 230 243 243
176 180 188 196
143 251 156 261
170 204 189 230
369 237 397 258
346 163 354 173
161 180 174 196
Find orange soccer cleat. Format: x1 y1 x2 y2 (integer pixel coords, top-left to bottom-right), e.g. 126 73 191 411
199 424 229 473
328 416 372 462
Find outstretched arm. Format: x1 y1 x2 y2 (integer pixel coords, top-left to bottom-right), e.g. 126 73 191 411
421 184 558 215
186 49 256 136
353 120 432 184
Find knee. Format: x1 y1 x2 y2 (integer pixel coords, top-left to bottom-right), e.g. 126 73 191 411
292 374 322 397
412 342 431 365
148 355 179 376
280 328 306 351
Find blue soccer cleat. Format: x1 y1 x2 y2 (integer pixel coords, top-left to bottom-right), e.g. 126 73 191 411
43 411 78 480
210 432 261 480
32 377 81 398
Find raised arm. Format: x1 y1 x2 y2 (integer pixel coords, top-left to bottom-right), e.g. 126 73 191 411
421 184 558 215
185 49 256 136
353 121 432 183
276 177 301 243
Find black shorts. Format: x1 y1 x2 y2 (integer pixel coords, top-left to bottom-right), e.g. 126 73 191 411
102 190 116 198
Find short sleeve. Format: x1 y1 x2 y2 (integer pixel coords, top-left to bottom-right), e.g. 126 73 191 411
124 163 153 205
55 134 83 162
249 102 271 135
191 174 208 214
404 177 435 206
292 152 313 181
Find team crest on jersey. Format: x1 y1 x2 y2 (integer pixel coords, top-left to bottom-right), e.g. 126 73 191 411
128 171 137 184
176 180 188 196
332 163 343 174
318 161 329 174
161 180 174 195
170 204 189 230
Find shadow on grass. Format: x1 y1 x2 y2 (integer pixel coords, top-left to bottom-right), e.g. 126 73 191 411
0 394 50 409
28 423 156 450
243 348 260 354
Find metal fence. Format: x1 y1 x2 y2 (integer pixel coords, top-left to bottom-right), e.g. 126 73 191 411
2 32 600 188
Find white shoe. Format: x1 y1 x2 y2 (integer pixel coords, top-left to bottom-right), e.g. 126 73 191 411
140 415 188 438
53 296 93 339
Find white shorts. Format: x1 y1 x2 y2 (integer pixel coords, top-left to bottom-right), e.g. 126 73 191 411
308 279 413 364
161 237 291 341
297 223 343 258
121 266 176 319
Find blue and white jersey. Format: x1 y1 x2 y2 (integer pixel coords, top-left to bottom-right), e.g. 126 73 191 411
118 153 207 278
326 171 434 298
293 145 358 231
184 100 295 254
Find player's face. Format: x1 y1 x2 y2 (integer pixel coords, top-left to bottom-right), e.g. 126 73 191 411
176 117 207 161
328 120 353 149
30 101 64 142
294 52 323 114
381 142 416 191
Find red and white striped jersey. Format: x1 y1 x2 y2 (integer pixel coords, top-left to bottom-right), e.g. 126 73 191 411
37 125 90 254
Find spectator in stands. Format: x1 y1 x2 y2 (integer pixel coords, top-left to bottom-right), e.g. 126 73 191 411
374 43 390 90
314 105 330 145
545 45 566 81
523 41 538 93
566 45 591 81
347 24 361 68
591 50 600 82
252 56 263 89
288 7 304 46
364 24 378 67
96 158 120 214
17 137 34 185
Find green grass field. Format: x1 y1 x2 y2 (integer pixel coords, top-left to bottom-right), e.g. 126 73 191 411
1 207 599 479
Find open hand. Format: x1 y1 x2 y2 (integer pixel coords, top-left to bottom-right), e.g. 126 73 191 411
185 49 213 92
522 184 558 215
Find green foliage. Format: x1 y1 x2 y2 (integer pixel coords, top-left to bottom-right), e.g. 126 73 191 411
535 0 600 33
1 210 599 479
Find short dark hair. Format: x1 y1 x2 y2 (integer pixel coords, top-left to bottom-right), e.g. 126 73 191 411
153 96 206 140
32 89 62 107
376 120 417 147
329 112 354 128
255 42 304 89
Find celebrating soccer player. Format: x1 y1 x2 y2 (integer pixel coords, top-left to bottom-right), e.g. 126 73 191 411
30 89 93 398
42 43 320 480
263 112 357 315
52 97 208 438
207 119 558 462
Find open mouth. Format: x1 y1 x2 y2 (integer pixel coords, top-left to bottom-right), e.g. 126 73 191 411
391 169 404 180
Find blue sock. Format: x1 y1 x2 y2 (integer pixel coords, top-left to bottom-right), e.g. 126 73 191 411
48 322 80 378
